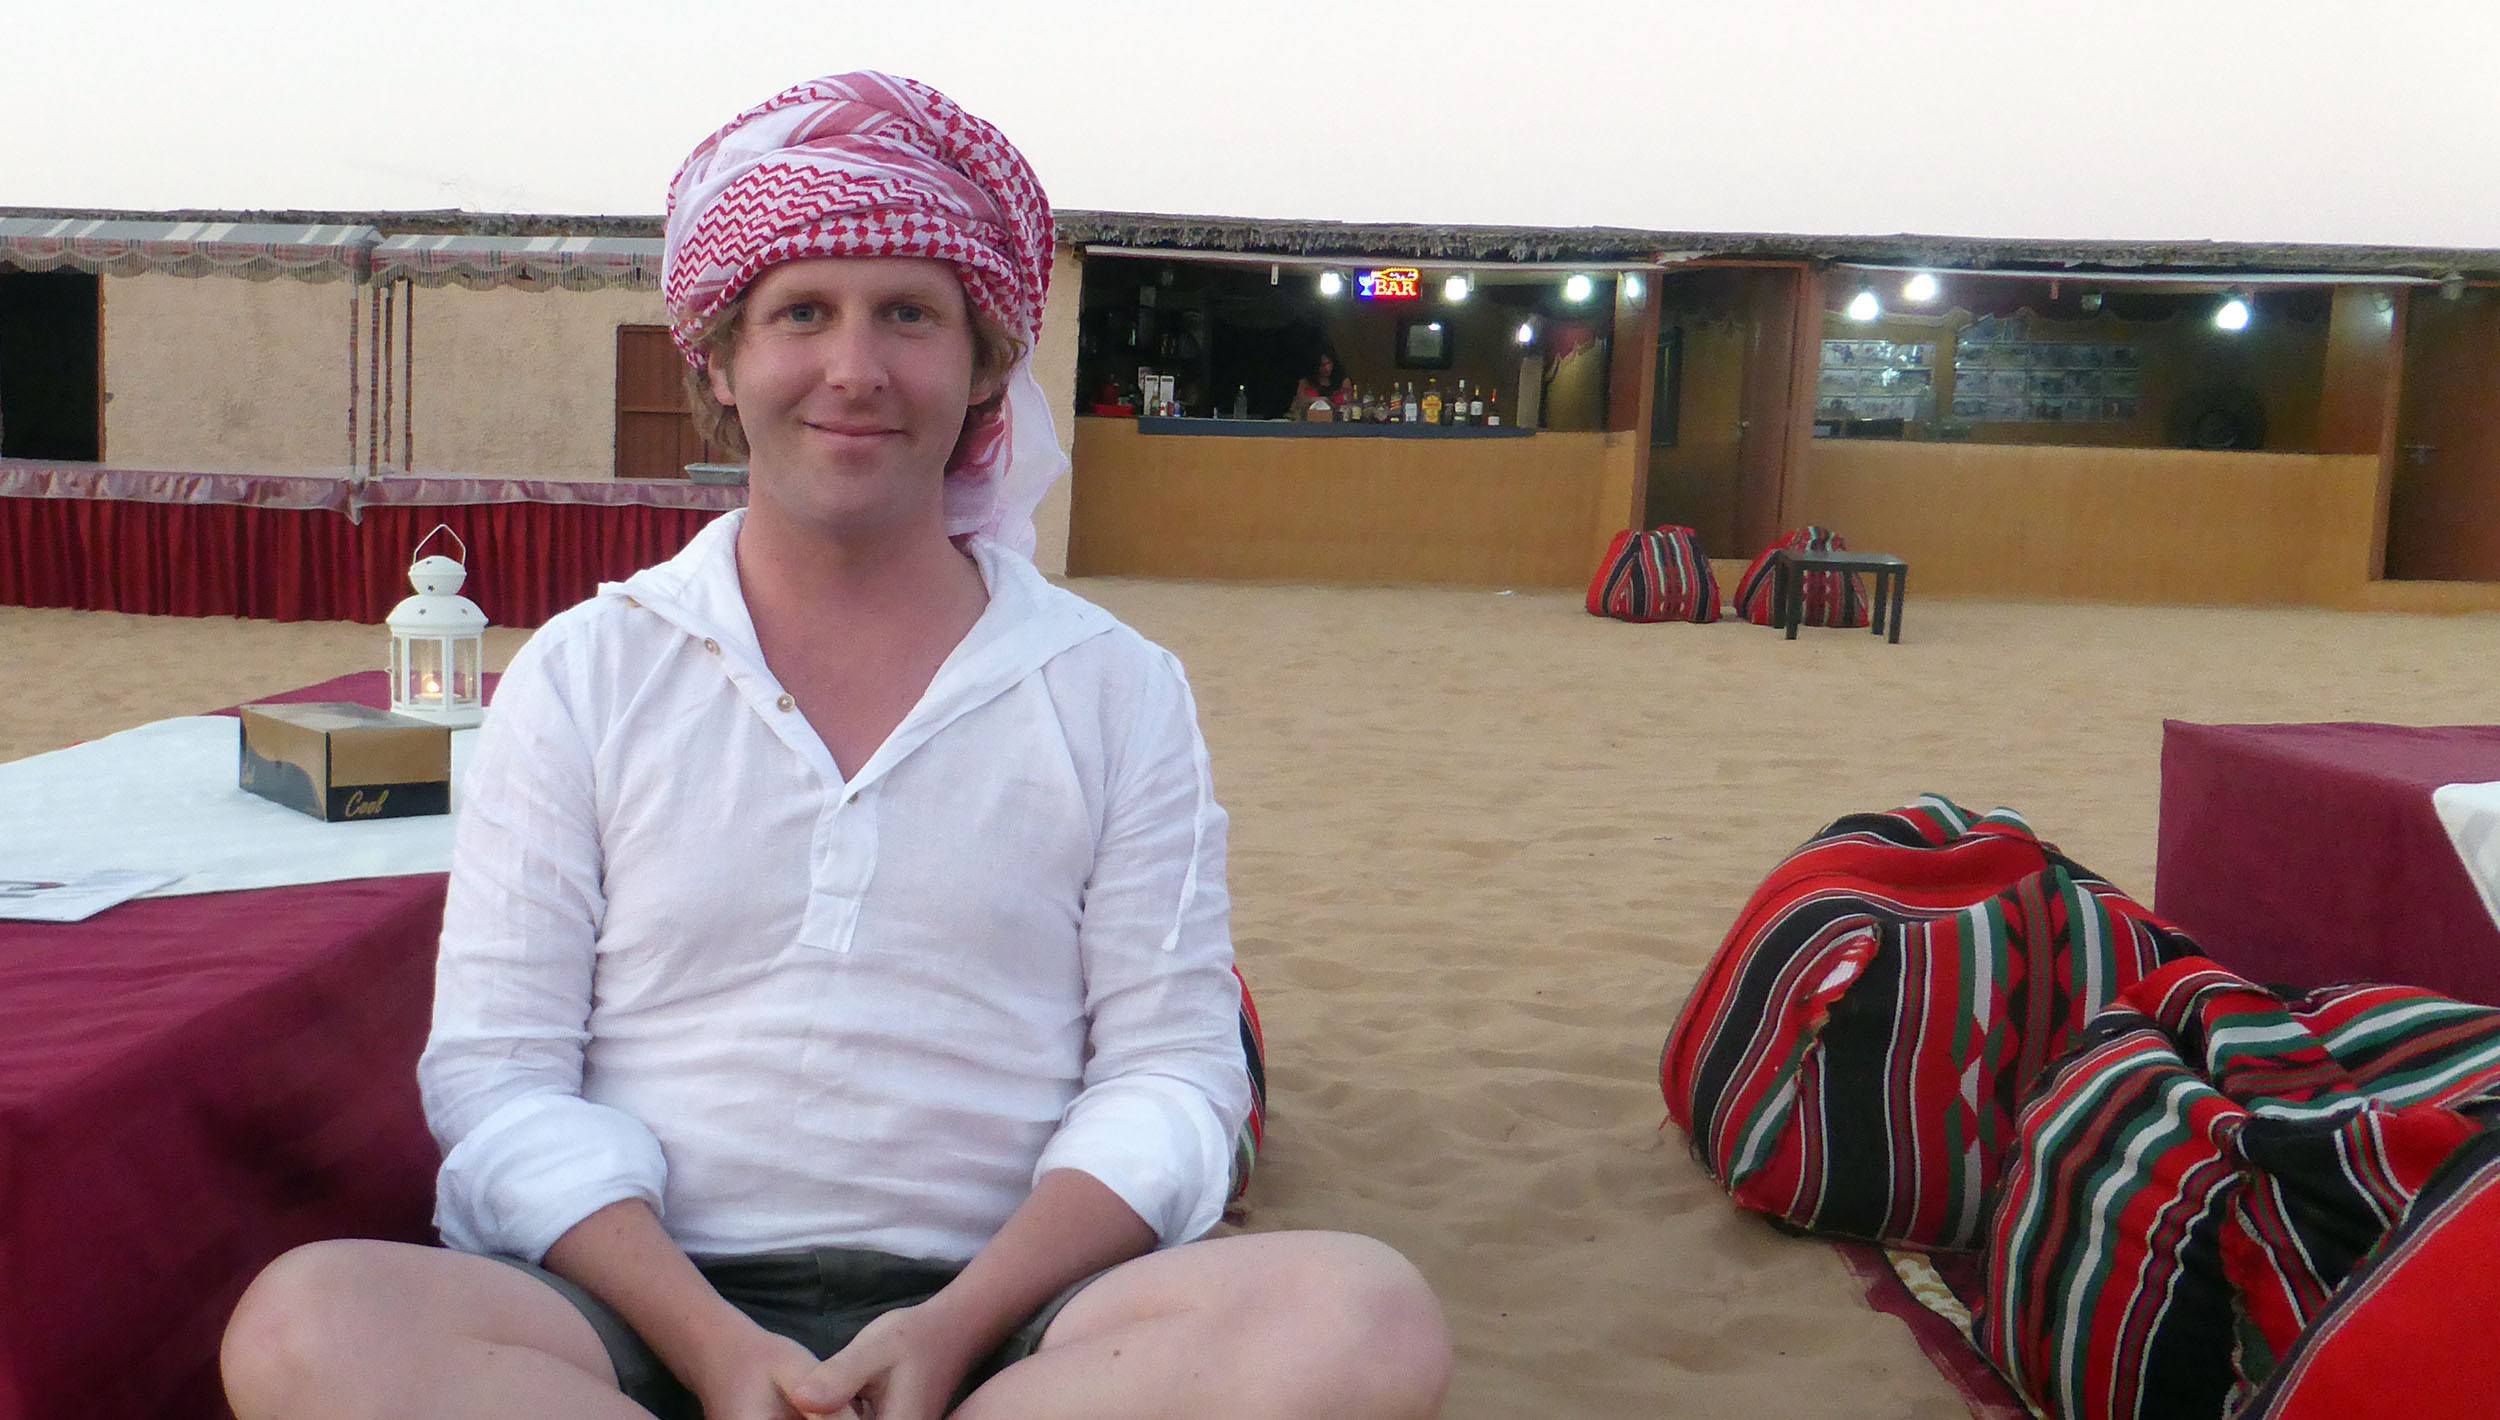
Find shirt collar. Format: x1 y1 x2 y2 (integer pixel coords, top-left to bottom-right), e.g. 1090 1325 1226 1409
600 509 1119 751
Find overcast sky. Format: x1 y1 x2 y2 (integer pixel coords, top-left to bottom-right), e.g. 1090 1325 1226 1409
8 0 2496 248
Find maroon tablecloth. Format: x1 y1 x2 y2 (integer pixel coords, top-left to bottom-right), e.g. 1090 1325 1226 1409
0 463 741 627
0 672 471 1420
2158 721 2500 1005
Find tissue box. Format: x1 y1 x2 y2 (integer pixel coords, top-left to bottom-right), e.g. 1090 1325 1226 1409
238 702 450 822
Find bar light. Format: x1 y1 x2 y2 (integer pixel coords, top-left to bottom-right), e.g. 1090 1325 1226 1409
1902 272 1940 303
1563 273 1595 303
1318 270 1345 298
1623 273 1647 305
1515 321 1535 344
2214 296 2252 331
1847 290 1882 322
1444 273 1472 302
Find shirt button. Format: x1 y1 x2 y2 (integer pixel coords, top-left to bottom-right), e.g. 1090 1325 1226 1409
777 694 795 711
704 638 720 654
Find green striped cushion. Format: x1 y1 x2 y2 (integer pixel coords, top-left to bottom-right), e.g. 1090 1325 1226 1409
1977 961 2500 1419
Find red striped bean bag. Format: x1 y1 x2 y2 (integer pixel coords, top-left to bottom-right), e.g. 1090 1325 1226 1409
1662 796 2195 1250
1586 527 1722 623
1732 526 1872 628
2239 1123 2500 1420
1976 960 2500 1420
1233 965 1267 1202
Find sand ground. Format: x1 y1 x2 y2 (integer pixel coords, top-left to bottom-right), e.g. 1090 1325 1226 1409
6 587 2496 1419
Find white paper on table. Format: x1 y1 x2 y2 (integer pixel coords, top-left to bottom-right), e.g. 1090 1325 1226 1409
2432 779 2500 935
0 869 184 923
0 715 479 901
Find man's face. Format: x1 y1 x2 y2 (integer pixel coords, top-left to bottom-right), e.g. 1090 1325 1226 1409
710 256 999 539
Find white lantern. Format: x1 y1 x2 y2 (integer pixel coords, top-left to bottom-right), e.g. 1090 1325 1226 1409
386 525 488 727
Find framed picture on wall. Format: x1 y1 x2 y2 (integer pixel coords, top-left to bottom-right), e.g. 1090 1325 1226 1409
1395 316 1456 370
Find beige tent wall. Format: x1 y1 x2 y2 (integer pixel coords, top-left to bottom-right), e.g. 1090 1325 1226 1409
102 272 349 474
1028 245 1083 576
411 284 668 481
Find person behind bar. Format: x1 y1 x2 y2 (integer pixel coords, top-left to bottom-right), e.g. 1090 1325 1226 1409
1291 346 1348 419
219 71 1451 1420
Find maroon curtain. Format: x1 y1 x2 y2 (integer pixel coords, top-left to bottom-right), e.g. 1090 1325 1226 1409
2 495 725 627
351 502 723 626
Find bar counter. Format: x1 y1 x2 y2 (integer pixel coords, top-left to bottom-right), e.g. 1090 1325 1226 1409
1134 415 1535 440
1067 417 1640 587
1789 440 2385 606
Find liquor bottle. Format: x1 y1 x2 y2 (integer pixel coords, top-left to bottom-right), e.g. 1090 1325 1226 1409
1402 382 1419 423
1451 379 1470 426
1485 389 1501 426
1421 377 1444 425
1469 383 1485 422
1232 384 1249 419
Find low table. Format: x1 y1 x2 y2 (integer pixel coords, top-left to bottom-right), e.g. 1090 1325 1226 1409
1775 549 1908 643
0 672 472 1420
2157 721 2500 1005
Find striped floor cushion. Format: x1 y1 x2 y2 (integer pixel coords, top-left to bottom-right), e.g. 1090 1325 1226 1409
1976 960 2500 1420
1586 527 1722 623
1732 526 1872 628
1233 965 1267 1202
2239 1122 2500 1420
1663 795 2195 1249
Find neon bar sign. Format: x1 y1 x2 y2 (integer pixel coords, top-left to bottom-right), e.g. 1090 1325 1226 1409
1356 267 1421 301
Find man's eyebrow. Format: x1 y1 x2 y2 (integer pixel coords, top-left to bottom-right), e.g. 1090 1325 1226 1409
766 279 957 307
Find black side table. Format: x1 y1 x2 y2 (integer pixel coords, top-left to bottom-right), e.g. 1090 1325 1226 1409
1773 549 1909 644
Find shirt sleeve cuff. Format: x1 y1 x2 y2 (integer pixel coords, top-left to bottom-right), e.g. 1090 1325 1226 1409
1033 1074 1237 1246
434 1092 669 1263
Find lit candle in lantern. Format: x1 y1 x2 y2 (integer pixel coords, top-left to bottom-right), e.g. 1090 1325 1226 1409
387 524 489 728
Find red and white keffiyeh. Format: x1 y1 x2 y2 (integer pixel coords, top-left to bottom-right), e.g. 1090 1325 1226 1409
663 72 1061 556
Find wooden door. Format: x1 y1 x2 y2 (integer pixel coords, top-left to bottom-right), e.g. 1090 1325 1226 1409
2388 288 2500 581
1643 272 1750 551
1733 265 1808 558
615 325 721 478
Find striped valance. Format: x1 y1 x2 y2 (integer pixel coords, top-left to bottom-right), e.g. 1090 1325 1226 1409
0 218 378 282
371 234 662 291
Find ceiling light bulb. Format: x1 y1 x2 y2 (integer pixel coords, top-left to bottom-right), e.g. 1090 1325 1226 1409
1563 273 1595 303
1318 271 1344 298
1624 273 1647 304
1847 290 1882 322
1515 322 1535 344
1902 273 1940 303
1444 274 1471 302
2215 297 2251 332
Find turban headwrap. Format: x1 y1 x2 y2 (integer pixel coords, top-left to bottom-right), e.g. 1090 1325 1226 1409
663 72 1060 557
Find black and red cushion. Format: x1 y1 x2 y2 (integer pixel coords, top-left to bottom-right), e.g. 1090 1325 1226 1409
1586 527 1721 624
1732 526 1872 628
1662 795 2194 1250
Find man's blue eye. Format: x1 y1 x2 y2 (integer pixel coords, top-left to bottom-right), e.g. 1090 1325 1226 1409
784 303 820 323
893 304 929 324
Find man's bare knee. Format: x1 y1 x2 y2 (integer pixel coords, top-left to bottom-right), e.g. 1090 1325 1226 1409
222 1239 617 1420
1279 1236 1453 1417
223 1240 401 1417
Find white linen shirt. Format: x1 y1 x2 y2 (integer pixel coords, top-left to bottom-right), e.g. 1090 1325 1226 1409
419 510 1250 1266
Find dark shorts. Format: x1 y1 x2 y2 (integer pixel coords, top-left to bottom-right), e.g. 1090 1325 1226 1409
492 1246 1101 1419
